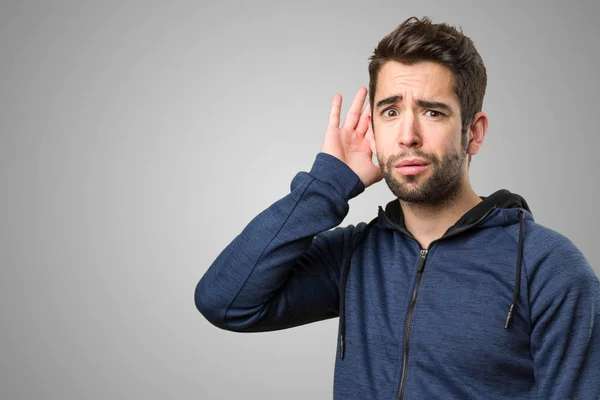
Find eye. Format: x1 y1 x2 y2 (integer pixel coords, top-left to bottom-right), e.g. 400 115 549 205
383 108 398 118
425 110 444 118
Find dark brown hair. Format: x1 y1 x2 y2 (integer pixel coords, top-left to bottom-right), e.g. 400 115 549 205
368 16 487 144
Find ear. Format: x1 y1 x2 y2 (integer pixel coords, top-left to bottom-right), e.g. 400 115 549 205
367 114 377 155
466 111 488 157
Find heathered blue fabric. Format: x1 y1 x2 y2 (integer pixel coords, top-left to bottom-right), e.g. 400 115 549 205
196 152 600 399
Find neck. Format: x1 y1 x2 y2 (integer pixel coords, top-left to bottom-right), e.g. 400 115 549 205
400 182 482 249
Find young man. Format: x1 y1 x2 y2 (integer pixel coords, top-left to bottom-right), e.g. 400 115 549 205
195 17 600 399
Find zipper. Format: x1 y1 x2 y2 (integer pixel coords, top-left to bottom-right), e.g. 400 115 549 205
389 205 498 400
397 248 428 400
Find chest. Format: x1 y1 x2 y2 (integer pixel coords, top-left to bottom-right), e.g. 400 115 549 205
340 235 533 385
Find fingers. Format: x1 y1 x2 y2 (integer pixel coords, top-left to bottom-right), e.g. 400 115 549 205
355 102 371 135
328 93 342 129
342 87 367 130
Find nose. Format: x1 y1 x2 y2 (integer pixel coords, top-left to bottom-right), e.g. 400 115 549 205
397 111 422 149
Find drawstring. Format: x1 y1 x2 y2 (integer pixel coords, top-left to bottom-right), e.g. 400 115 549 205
505 210 525 329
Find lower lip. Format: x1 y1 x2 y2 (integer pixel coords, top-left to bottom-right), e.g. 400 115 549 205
396 164 429 175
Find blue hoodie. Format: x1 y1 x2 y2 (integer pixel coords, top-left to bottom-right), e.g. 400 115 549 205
196 153 600 399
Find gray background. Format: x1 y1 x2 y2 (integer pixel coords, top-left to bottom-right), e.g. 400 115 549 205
1 1 599 399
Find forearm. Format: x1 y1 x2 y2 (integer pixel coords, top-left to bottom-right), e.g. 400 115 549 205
195 153 364 331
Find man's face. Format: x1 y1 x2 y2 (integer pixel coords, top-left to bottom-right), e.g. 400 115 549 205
370 60 468 206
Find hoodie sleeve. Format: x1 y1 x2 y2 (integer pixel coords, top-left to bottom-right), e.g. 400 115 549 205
195 152 365 332
528 234 600 398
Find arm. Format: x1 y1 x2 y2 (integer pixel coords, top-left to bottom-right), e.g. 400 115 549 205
529 237 600 398
195 87 382 332
195 152 364 331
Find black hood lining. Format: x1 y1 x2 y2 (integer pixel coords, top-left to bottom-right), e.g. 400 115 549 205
383 189 531 235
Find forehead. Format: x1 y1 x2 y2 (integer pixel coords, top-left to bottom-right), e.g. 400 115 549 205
375 60 458 104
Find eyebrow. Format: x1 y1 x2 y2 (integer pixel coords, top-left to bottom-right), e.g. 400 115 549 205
375 95 452 113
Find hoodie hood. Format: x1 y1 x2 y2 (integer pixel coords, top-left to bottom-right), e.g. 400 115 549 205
377 189 533 234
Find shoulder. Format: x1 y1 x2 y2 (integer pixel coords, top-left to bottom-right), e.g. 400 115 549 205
517 220 597 297
521 221 590 269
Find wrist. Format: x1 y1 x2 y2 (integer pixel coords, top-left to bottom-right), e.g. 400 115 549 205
310 153 365 200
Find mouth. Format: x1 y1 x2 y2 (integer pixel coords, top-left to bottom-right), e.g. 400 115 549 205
394 159 430 176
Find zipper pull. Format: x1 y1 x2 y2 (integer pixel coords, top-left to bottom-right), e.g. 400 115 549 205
417 248 428 272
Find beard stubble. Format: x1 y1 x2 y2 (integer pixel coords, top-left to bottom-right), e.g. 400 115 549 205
378 146 467 207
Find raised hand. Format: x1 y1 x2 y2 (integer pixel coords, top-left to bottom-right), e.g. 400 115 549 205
321 87 383 188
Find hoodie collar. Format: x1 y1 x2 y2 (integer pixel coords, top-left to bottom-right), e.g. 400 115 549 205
378 189 532 234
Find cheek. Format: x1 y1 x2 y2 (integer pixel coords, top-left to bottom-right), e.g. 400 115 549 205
434 126 463 153
374 138 394 161
372 125 398 152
